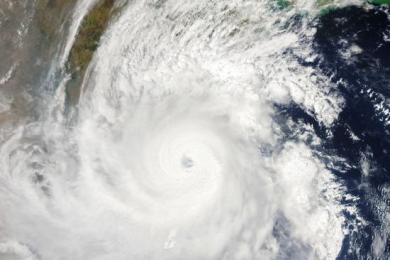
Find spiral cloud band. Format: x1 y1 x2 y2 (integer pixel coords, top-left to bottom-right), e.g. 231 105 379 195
0 0 366 259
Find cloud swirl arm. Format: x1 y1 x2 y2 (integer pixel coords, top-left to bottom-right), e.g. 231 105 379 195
0 0 382 259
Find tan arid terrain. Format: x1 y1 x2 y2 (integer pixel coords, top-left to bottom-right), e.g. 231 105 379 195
0 0 118 127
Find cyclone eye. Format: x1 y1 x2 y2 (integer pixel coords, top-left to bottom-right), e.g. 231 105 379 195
181 155 194 169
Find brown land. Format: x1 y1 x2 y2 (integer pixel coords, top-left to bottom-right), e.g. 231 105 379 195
66 0 119 106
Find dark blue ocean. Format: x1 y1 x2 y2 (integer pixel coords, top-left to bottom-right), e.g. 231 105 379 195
277 5 390 259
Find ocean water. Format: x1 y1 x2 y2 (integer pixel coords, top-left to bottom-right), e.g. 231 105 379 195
0 0 389 259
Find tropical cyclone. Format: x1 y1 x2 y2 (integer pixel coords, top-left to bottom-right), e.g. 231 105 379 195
0 0 388 259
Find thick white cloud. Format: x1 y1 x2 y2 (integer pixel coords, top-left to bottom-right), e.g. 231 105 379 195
0 0 365 259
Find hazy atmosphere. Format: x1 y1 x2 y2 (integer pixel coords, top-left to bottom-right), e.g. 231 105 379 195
0 0 389 259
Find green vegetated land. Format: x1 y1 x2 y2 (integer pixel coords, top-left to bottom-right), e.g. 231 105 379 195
47 0 388 106
368 0 390 5
66 0 118 106
67 0 115 74
35 0 120 106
